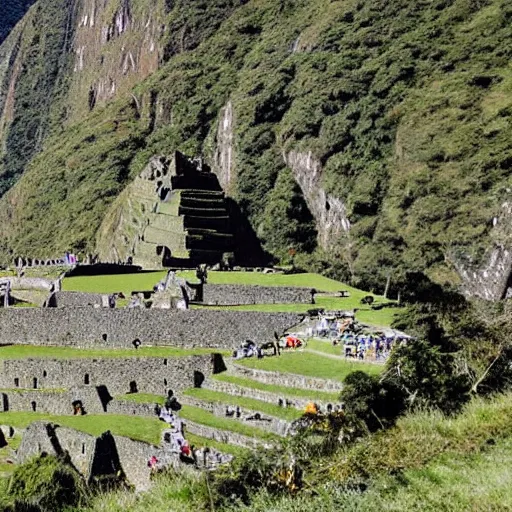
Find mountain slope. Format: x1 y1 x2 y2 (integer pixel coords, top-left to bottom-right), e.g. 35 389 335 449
0 0 511 298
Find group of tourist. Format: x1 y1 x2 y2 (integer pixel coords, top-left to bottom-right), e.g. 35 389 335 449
336 333 398 361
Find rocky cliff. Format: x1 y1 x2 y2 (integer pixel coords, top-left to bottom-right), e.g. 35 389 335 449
0 0 511 298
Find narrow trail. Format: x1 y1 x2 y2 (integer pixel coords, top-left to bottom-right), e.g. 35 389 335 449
304 348 386 366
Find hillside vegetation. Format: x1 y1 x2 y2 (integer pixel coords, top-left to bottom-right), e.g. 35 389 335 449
0 0 511 293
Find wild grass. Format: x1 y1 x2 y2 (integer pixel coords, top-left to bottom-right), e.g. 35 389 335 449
325 392 512 484
183 388 302 421
212 373 341 402
236 351 382 381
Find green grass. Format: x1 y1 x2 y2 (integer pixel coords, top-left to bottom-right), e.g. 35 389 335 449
0 412 166 445
183 388 302 421
180 405 278 442
212 374 341 402
62 271 167 295
236 351 382 382
0 345 227 361
0 434 20 479
231 438 512 511
63 270 397 326
306 339 345 357
178 271 368 294
116 393 165 405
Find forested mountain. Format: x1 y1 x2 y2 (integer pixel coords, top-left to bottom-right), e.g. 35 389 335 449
0 0 36 43
0 0 511 298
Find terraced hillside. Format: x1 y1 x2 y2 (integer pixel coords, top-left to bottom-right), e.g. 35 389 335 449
0 270 389 484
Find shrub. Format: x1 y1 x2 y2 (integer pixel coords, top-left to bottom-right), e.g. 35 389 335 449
6 454 89 512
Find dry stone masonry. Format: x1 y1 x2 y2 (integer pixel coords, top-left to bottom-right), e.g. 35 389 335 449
0 309 302 348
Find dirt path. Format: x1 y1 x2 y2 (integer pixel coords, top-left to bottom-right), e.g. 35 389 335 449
305 348 386 365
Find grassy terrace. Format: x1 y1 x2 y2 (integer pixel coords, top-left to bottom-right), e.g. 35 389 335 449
236 351 382 382
118 389 300 421
183 388 302 421
0 413 166 445
62 271 167 296
185 433 250 458
180 405 278 442
0 345 228 360
62 271 398 327
117 394 283 439
212 374 341 402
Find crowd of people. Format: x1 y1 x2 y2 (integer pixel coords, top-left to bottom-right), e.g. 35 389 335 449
304 311 410 362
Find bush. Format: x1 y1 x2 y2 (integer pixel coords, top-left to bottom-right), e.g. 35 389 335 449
5 454 89 512
341 371 406 432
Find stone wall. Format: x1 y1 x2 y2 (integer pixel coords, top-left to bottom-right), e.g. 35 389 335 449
199 284 315 306
45 291 106 308
180 396 289 436
0 309 302 348
16 421 172 491
228 363 344 392
0 356 216 396
183 418 272 449
0 388 160 417
203 378 334 410
17 422 96 479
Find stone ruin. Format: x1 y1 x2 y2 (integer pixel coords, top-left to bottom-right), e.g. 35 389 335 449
96 150 260 269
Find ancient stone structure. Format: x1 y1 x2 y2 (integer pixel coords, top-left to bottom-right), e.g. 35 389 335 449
16 422 179 491
96 151 238 269
192 284 315 306
180 395 289 437
45 291 106 308
0 309 302 348
228 363 344 392
0 355 217 396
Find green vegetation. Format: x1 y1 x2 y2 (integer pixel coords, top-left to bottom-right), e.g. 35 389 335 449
183 388 302 421
0 345 227 361
62 271 167 295
0 413 166 445
179 405 278 442
116 393 165 405
237 351 382 381
213 373 341 402
74 393 512 512
1 454 88 512
0 0 510 292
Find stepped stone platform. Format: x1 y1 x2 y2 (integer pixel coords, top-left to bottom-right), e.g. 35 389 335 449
96 151 239 268
180 395 290 437
227 362 344 392
203 378 337 410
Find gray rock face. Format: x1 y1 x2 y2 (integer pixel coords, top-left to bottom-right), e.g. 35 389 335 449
284 150 350 250
452 200 512 301
213 100 235 193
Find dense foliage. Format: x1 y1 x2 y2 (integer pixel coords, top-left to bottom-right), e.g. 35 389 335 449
0 0 511 288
